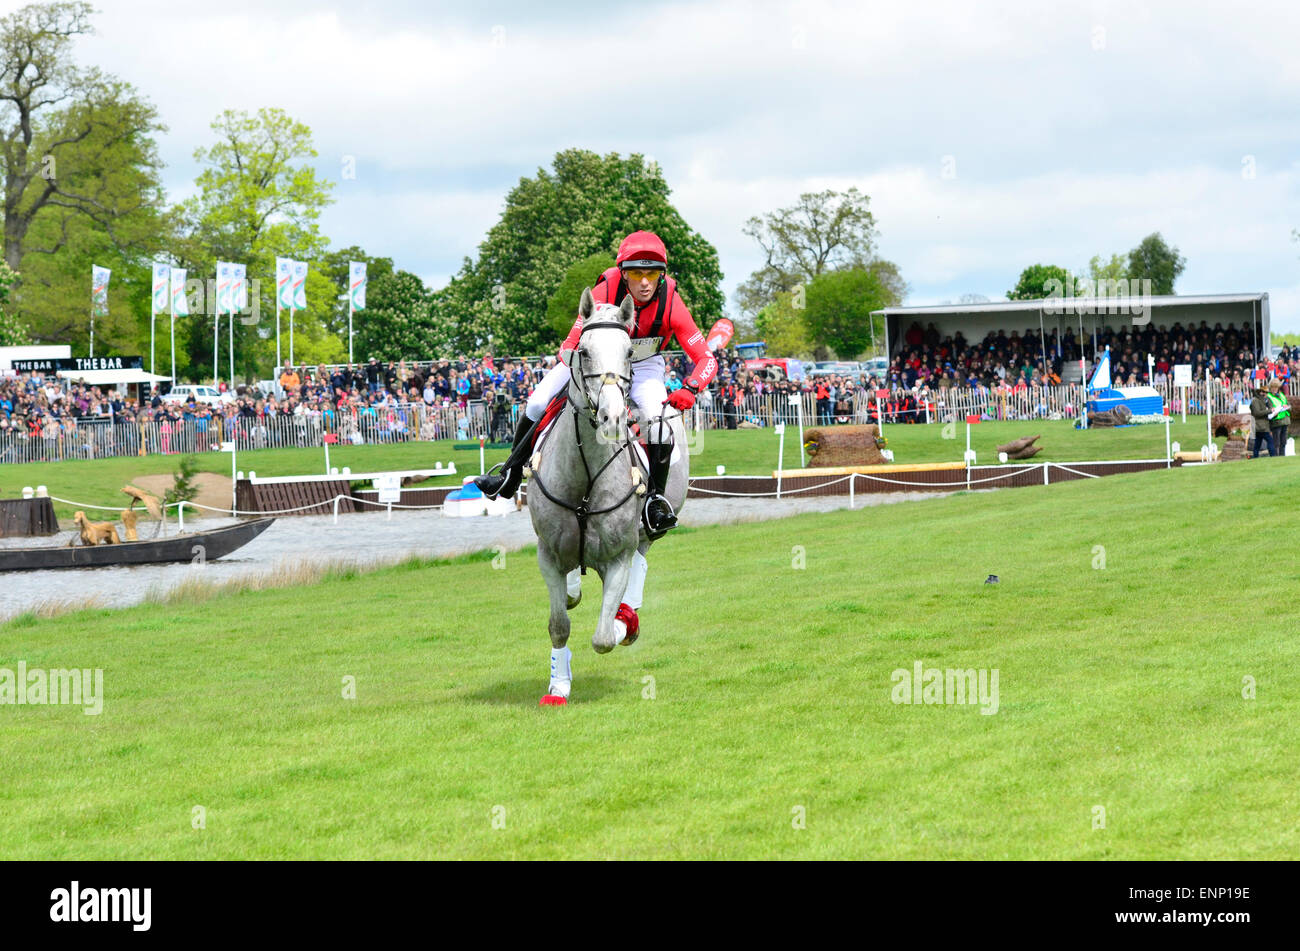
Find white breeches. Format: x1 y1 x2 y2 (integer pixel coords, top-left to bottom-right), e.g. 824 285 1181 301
526 356 673 444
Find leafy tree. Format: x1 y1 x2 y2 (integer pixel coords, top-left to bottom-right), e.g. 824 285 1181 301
318 246 394 348
163 455 200 509
0 2 165 270
353 270 441 361
736 187 905 316
754 289 812 358
0 2 170 354
1085 253 1128 283
436 150 723 355
1007 263 1075 300
546 251 615 341
1126 232 1185 295
176 108 338 381
0 260 27 344
804 267 892 359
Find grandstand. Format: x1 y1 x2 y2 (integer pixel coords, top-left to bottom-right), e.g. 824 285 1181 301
875 293 1271 381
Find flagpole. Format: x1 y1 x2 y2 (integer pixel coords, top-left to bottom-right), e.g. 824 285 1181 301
290 305 295 367
348 295 354 365
276 297 281 374
229 311 234 390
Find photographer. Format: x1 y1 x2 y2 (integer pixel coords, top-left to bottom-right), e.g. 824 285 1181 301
489 387 513 442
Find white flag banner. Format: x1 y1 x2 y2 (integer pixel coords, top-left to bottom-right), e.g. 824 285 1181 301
171 268 188 316
349 261 367 311
91 265 111 317
292 260 308 311
232 263 247 311
216 262 233 316
151 263 170 315
276 257 293 310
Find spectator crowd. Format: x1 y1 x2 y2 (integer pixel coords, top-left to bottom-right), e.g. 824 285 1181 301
3 321 1298 461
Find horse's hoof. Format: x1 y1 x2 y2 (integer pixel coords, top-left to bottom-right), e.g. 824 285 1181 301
539 694 567 706
591 638 615 655
566 592 581 610
615 603 640 646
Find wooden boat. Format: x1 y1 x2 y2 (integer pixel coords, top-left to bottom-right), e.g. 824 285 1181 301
0 518 276 571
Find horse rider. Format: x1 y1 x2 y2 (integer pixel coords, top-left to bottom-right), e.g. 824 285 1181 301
474 230 718 535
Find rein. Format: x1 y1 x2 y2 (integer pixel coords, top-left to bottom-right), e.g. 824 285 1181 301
528 321 640 575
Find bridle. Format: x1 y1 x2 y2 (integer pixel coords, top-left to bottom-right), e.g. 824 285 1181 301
528 319 640 574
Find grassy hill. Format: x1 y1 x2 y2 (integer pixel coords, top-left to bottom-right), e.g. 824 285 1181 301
1 456 1295 858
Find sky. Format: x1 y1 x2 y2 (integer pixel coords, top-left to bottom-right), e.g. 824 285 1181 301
31 0 1300 331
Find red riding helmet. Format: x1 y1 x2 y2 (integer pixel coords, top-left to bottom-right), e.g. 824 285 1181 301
616 231 667 269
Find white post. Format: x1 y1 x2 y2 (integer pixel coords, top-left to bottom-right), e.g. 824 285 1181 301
228 312 234 392
479 435 486 475
170 311 176 389
1079 357 1087 428
1206 368 1212 453
230 441 236 515
213 312 219 386
289 308 295 366
795 395 805 468
333 494 341 525
386 500 392 521
1043 462 1049 485
1165 413 1171 468
849 473 854 509
776 422 785 499
178 501 186 532
1180 386 1186 424
324 438 330 475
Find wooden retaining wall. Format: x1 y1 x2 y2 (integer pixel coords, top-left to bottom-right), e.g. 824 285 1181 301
0 497 59 536
236 459 1181 516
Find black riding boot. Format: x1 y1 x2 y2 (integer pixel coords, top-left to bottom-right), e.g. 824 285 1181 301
643 441 678 535
474 413 538 499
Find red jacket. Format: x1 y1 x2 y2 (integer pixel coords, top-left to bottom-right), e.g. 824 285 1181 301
560 266 717 392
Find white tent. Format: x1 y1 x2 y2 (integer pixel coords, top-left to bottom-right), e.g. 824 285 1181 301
56 368 171 386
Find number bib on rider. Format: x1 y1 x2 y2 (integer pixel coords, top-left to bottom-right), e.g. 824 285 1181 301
630 337 663 362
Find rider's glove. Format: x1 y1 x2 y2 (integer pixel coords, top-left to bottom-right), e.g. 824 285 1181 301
665 386 697 412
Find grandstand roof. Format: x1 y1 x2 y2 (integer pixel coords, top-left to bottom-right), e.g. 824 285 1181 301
872 292 1268 318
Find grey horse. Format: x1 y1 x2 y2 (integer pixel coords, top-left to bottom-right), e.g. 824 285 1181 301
527 289 689 704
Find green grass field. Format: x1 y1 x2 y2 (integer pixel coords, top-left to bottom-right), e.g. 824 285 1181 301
1 456 1296 859
2 416 1231 524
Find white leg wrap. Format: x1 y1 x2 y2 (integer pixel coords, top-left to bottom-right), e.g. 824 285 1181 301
566 568 582 600
623 550 648 611
549 646 572 697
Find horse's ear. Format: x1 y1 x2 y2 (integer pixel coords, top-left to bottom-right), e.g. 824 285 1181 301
619 294 636 328
558 348 575 368
579 288 594 319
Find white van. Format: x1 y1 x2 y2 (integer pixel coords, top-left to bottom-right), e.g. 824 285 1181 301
163 384 233 406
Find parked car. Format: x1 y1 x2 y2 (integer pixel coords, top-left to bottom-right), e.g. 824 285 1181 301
162 384 234 406
860 357 889 380
806 361 861 378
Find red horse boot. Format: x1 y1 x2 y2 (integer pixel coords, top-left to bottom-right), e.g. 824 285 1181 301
615 603 640 646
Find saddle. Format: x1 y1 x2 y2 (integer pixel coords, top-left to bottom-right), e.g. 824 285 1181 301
530 393 652 471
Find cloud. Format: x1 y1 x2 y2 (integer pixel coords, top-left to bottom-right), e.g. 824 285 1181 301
56 0 1300 333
